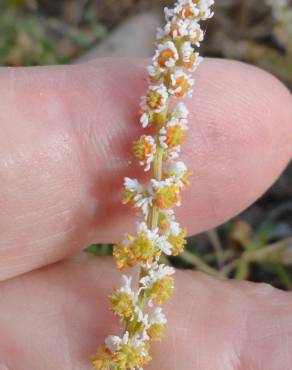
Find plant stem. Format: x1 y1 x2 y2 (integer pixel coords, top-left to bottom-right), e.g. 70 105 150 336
180 250 225 278
151 146 164 230
207 229 224 268
132 113 167 338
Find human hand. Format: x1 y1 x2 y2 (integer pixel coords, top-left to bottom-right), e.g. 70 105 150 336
0 58 291 369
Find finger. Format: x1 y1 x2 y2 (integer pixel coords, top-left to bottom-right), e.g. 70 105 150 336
0 58 291 281
0 255 291 369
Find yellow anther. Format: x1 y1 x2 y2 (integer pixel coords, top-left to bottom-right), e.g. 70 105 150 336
155 184 181 210
149 276 175 304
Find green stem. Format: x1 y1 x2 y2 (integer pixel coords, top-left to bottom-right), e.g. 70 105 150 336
151 146 164 230
180 251 225 278
127 107 168 339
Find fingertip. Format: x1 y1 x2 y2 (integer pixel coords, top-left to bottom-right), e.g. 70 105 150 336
178 58 292 233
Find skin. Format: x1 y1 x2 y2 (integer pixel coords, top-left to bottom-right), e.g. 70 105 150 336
0 58 291 369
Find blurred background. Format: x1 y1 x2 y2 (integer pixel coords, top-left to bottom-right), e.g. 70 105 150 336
1 0 291 288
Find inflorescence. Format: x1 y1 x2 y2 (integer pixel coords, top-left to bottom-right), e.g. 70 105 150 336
92 1 214 369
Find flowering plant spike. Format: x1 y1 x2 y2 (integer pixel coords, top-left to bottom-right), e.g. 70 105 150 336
91 1 214 369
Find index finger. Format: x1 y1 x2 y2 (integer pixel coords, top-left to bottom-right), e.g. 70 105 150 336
0 57 291 281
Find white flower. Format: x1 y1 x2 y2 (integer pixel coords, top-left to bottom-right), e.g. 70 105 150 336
165 0 214 24
142 136 156 172
173 102 189 119
159 127 168 149
169 145 182 160
131 336 149 356
105 332 129 353
181 41 203 70
124 177 153 218
147 64 157 77
175 0 200 18
169 70 194 97
159 126 182 150
136 222 173 255
186 19 205 45
140 330 150 343
151 177 174 190
154 263 176 279
139 263 175 290
141 255 161 271
181 40 194 61
169 220 182 236
137 222 158 240
165 1 200 21
159 117 188 149
134 306 149 325
124 177 144 193
119 275 137 300
140 84 168 124
151 177 181 208
159 209 182 237
156 237 173 255
156 26 166 40
195 0 215 20
153 41 179 69
164 6 175 21
105 332 148 355
169 161 189 187
171 161 188 174
147 84 169 113
149 307 167 325
140 95 154 128
140 112 149 128
170 117 189 130
152 84 168 109
164 18 189 39
135 193 153 218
